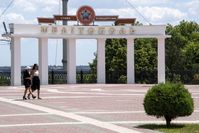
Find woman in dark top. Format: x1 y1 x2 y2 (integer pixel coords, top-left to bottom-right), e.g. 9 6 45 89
30 64 41 99
23 66 36 100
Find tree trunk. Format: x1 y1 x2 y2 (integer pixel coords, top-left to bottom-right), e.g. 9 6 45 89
165 116 172 127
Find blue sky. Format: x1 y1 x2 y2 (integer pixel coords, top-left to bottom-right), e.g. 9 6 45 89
0 0 198 66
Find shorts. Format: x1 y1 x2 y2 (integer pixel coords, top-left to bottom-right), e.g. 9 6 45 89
24 79 31 88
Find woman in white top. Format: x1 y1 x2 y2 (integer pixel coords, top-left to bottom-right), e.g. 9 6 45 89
30 64 41 99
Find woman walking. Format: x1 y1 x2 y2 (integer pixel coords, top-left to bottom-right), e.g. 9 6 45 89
23 66 36 100
30 64 42 99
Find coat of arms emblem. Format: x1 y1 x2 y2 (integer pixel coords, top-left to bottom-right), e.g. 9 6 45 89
76 5 96 25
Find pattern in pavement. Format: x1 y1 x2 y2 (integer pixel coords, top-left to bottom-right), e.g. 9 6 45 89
0 84 198 133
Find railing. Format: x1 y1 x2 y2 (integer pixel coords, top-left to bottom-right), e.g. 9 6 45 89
0 69 199 86
76 70 96 83
48 70 96 84
48 70 67 84
0 71 10 85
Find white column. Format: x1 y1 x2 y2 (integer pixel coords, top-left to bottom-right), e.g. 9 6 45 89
127 38 135 84
39 38 48 85
11 37 21 86
158 37 166 83
67 38 76 84
97 38 106 84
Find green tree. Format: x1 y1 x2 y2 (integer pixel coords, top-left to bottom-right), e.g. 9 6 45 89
89 53 97 83
181 42 199 83
105 39 127 83
135 38 157 83
182 42 199 68
144 83 194 127
166 20 199 83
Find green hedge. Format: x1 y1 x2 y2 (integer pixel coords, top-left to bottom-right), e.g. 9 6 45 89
143 83 194 127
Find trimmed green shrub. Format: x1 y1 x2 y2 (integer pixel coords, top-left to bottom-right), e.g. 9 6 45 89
144 83 194 127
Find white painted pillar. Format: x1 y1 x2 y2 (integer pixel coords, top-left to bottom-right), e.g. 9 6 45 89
67 38 76 84
158 37 166 83
11 37 21 86
38 38 48 85
97 38 106 84
127 38 135 84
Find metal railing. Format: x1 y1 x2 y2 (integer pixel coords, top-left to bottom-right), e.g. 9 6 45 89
0 69 199 86
0 71 10 85
48 70 67 84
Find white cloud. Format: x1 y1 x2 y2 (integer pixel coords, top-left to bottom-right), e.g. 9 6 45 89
127 0 171 5
42 7 53 12
186 0 199 17
13 0 59 13
14 0 36 12
34 0 59 6
68 8 78 15
140 7 186 24
2 13 36 24
4 13 25 23
95 6 186 25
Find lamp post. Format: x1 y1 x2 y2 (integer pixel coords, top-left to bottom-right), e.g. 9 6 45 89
62 0 68 73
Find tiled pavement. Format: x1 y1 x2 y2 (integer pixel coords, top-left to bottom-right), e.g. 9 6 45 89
0 84 198 133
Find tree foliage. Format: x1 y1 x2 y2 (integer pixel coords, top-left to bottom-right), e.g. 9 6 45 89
134 38 157 83
89 20 199 84
105 39 127 83
166 20 199 83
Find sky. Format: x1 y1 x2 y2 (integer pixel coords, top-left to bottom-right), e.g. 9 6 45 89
0 0 198 66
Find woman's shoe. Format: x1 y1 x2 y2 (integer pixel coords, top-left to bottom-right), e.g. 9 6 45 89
23 96 27 100
38 97 42 100
32 95 36 99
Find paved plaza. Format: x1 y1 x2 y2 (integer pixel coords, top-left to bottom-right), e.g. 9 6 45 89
0 84 198 133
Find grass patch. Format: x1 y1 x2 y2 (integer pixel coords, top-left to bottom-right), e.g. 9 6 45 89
137 124 199 133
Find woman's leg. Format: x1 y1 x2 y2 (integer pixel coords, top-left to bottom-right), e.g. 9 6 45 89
37 85 41 99
37 78 41 99
28 87 36 99
37 89 41 99
23 88 28 100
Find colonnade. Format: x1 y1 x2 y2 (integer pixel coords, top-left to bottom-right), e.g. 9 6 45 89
10 37 165 86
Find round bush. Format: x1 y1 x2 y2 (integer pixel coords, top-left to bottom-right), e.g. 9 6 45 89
143 83 194 127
